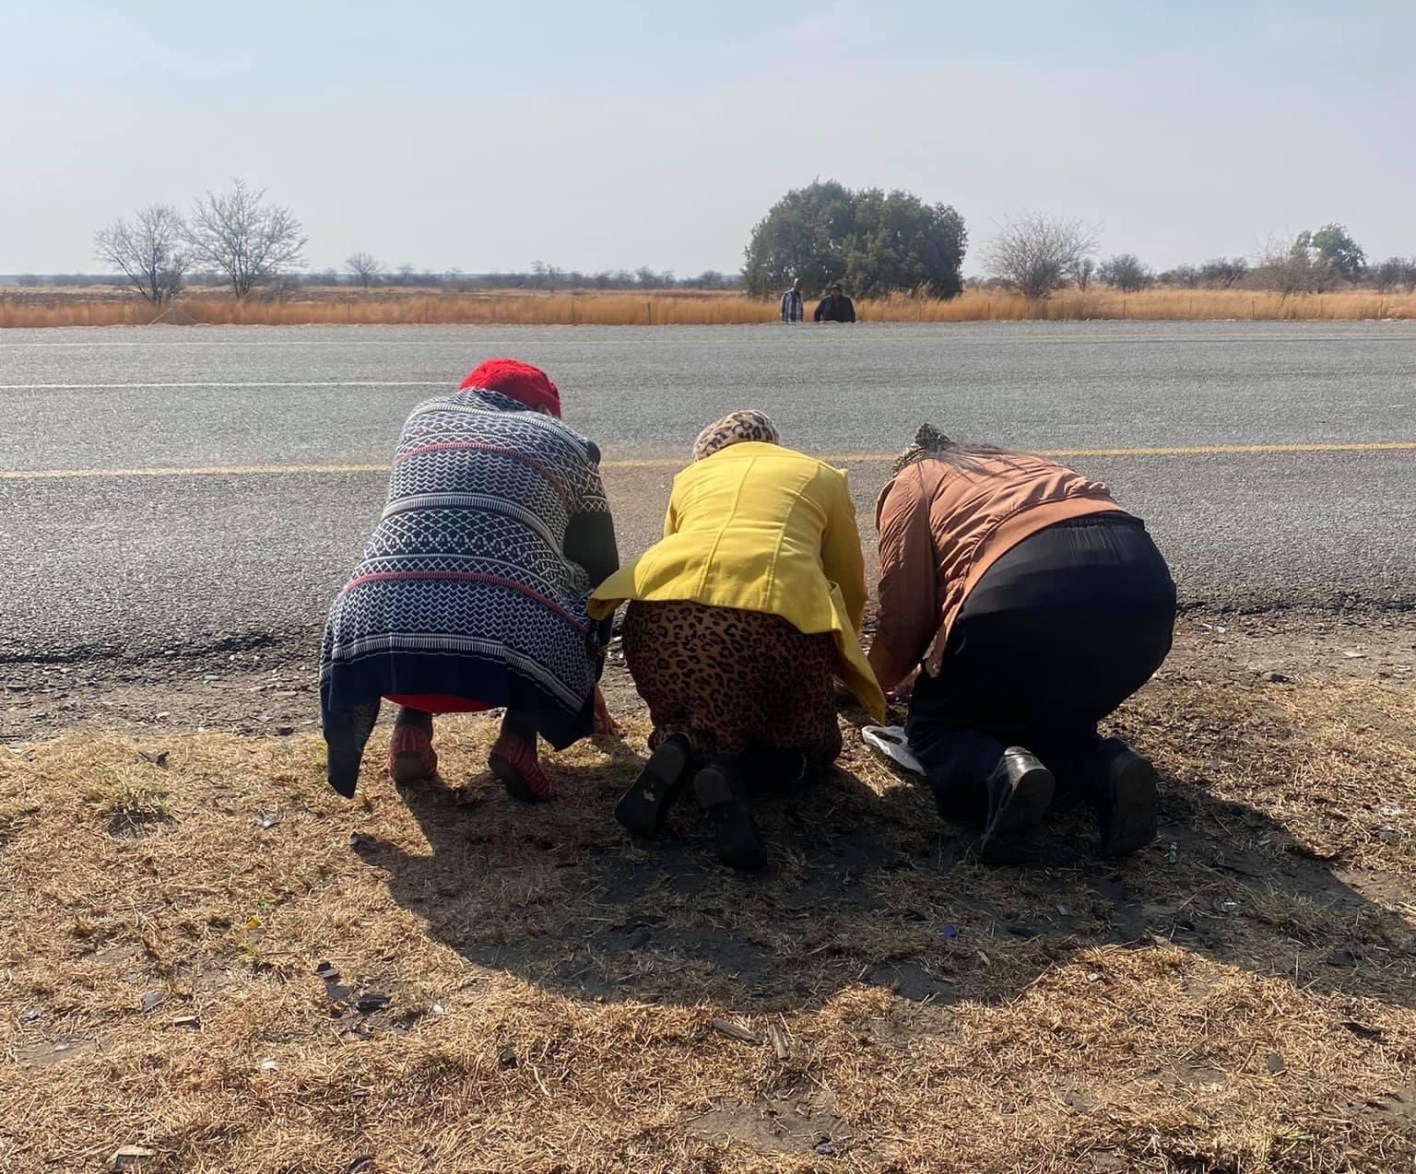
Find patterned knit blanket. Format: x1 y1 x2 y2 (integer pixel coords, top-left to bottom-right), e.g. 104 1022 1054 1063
320 388 613 750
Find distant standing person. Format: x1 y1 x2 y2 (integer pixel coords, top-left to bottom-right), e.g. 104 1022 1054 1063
779 278 805 323
814 283 856 323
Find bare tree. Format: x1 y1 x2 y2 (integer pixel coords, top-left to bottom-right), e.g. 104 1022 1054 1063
1097 253 1154 293
1372 256 1416 294
1069 257 1096 291
345 251 383 288
93 204 187 304
985 214 1098 299
184 180 307 298
1198 257 1248 289
1253 235 1338 296
1158 264 1201 288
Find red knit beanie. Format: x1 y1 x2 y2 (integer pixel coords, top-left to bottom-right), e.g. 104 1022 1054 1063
460 358 561 418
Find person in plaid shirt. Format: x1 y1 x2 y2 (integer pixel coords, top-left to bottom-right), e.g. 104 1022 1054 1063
779 278 804 323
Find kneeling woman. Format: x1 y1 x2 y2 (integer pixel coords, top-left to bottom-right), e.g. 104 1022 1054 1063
320 359 619 801
591 411 885 869
870 426 1176 863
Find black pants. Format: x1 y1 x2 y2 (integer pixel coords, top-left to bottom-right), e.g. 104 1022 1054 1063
906 514 1176 816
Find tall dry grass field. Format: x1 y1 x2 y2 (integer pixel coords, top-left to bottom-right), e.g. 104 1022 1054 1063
3 285 1415 328
870 287 1416 322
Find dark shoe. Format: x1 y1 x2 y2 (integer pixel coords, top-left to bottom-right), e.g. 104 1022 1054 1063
615 733 693 837
978 747 1055 865
1093 738 1158 856
692 761 768 872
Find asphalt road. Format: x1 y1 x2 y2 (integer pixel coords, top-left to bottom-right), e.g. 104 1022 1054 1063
2 322 1414 662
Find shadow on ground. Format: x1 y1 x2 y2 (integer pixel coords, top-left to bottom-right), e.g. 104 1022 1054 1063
351 709 1416 1015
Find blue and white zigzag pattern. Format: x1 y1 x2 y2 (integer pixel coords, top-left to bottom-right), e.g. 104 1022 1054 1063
320 388 608 712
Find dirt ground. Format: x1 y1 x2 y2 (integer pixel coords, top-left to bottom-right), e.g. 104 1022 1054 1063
4 611 1413 744
2 611 1415 1172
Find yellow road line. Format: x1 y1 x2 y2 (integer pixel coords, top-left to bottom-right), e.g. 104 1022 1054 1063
826 440 1416 463
1 441 1413 481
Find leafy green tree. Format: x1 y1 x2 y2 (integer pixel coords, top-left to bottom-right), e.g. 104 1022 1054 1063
1300 223 1366 281
742 181 966 299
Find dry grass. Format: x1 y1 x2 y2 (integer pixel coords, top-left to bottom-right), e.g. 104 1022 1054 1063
0 288 767 329
2 673 1415 1172
3 286 1415 329
867 288 1416 323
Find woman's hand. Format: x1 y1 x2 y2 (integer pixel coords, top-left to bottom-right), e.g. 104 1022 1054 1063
592 685 621 736
887 670 918 705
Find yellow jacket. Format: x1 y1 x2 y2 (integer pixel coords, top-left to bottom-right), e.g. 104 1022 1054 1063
590 442 886 721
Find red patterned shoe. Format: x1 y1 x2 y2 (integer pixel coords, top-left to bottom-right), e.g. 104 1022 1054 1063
387 724 438 785
489 729 555 804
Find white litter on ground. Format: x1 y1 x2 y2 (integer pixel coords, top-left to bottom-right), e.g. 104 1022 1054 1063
861 726 926 776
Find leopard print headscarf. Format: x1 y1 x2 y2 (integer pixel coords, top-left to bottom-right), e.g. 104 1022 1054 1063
692 410 781 462
892 422 955 475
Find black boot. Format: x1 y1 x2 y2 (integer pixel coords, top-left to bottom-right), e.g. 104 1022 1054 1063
615 733 693 837
1091 738 1158 856
978 747 1055 865
692 759 768 872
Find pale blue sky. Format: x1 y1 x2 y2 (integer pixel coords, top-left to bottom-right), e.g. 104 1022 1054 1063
3 0 1412 276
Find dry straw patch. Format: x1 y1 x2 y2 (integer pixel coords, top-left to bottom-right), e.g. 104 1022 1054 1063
2 674 1415 1172
3 287 1415 328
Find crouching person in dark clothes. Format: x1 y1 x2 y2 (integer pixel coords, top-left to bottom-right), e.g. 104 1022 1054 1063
869 425 1176 863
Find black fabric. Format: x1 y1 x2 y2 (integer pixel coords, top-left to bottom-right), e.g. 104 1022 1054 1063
906 514 1176 812
321 646 599 752
564 509 620 646
394 706 433 733
813 294 856 322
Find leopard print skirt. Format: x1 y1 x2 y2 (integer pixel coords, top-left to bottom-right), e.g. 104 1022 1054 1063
621 600 844 764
